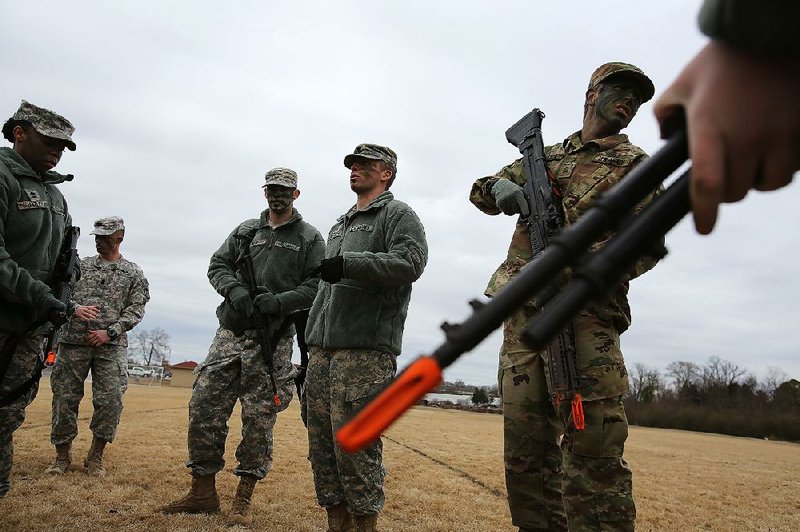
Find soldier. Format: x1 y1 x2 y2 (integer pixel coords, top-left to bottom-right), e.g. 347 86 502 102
160 168 324 527
305 144 428 532
0 100 78 498
46 216 150 477
470 63 661 531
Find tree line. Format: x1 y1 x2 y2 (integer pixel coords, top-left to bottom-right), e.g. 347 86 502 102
625 356 800 442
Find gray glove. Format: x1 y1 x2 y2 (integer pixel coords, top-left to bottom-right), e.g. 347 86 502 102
492 179 530 216
254 292 280 315
228 286 254 317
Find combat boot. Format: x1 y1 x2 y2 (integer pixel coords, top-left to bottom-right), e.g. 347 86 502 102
326 503 355 532
227 474 258 526
159 474 221 514
83 435 108 476
45 443 72 475
353 513 378 532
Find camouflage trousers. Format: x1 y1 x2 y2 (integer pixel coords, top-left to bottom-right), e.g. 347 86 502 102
50 343 129 445
499 309 634 531
0 331 45 498
305 347 396 516
187 327 294 479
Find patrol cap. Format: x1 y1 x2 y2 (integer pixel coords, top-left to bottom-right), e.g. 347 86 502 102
90 216 125 236
343 143 397 174
262 167 298 188
8 100 76 151
589 62 655 103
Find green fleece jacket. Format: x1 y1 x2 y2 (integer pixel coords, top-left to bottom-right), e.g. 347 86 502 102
306 191 428 356
0 147 72 333
699 0 800 55
208 208 325 336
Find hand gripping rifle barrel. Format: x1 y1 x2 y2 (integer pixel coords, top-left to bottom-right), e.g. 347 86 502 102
336 127 689 454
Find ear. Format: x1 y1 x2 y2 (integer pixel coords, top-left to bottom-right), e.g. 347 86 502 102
12 125 27 143
586 87 598 106
293 189 300 200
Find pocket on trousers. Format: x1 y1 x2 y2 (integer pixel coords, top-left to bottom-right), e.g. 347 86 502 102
344 380 386 410
568 403 627 458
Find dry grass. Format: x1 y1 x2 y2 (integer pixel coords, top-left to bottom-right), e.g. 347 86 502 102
1 382 798 531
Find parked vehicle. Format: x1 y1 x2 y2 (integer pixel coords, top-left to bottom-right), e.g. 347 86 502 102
128 366 152 378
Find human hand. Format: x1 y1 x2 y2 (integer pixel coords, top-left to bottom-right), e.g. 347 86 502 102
254 292 280 315
87 329 110 347
654 41 800 234
492 179 530 216
41 293 67 325
228 286 254 317
74 305 100 321
319 256 344 284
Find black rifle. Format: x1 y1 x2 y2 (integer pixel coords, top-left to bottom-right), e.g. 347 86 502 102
0 226 80 408
234 236 283 407
505 108 584 424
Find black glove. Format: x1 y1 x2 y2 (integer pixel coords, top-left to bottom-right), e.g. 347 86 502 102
318 256 344 284
42 293 68 326
492 179 530 216
254 292 280 315
228 286 254 317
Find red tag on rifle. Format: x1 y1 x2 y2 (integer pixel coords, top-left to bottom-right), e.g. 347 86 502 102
571 393 585 430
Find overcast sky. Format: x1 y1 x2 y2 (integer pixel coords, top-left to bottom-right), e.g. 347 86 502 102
5 0 798 386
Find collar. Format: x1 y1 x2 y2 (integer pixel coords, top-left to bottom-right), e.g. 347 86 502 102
563 131 630 153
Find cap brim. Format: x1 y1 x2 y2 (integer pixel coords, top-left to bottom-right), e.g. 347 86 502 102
343 153 382 169
600 71 655 103
33 126 76 151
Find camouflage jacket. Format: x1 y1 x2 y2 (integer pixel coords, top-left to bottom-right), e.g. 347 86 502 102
470 131 661 333
0 147 72 334
209 208 325 337
61 255 150 346
699 0 800 55
306 191 428 356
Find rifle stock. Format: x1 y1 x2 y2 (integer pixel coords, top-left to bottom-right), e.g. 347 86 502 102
43 226 81 367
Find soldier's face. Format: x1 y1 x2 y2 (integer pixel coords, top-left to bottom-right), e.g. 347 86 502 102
593 81 642 131
95 232 123 256
14 126 68 173
349 158 390 195
264 185 296 214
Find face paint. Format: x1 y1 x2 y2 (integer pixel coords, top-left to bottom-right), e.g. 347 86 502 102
594 82 642 130
265 186 294 213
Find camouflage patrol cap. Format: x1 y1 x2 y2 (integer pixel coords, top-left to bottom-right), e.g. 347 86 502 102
343 143 397 174
90 216 125 236
589 62 655 103
262 167 298 188
9 100 76 151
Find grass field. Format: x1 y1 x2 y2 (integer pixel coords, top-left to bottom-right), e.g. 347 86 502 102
1 382 798 531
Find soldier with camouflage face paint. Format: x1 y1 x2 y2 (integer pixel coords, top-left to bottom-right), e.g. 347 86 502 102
159 167 324 527
46 216 150 478
0 100 84 498
305 144 428 532
470 63 662 531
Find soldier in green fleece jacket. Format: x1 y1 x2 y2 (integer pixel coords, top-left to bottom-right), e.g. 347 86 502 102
0 100 79 498
655 0 800 235
305 143 428 532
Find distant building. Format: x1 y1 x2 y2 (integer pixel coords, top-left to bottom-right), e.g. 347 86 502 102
168 361 198 388
423 392 472 406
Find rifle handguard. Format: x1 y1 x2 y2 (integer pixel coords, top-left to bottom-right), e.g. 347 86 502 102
336 356 443 453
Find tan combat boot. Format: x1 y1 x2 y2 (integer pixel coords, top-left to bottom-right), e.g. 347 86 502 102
83 435 107 476
45 443 72 475
159 474 221 514
326 503 355 532
227 474 258 526
353 513 378 532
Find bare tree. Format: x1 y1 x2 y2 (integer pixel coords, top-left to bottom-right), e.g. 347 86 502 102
761 366 789 397
665 361 701 390
628 363 662 403
129 327 172 366
702 356 746 388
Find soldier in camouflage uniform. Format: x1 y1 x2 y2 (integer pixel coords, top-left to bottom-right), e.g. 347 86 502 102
46 216 150 477
470 63 661 531
0 100 79 498
305 144 428 532
160 168 324 527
